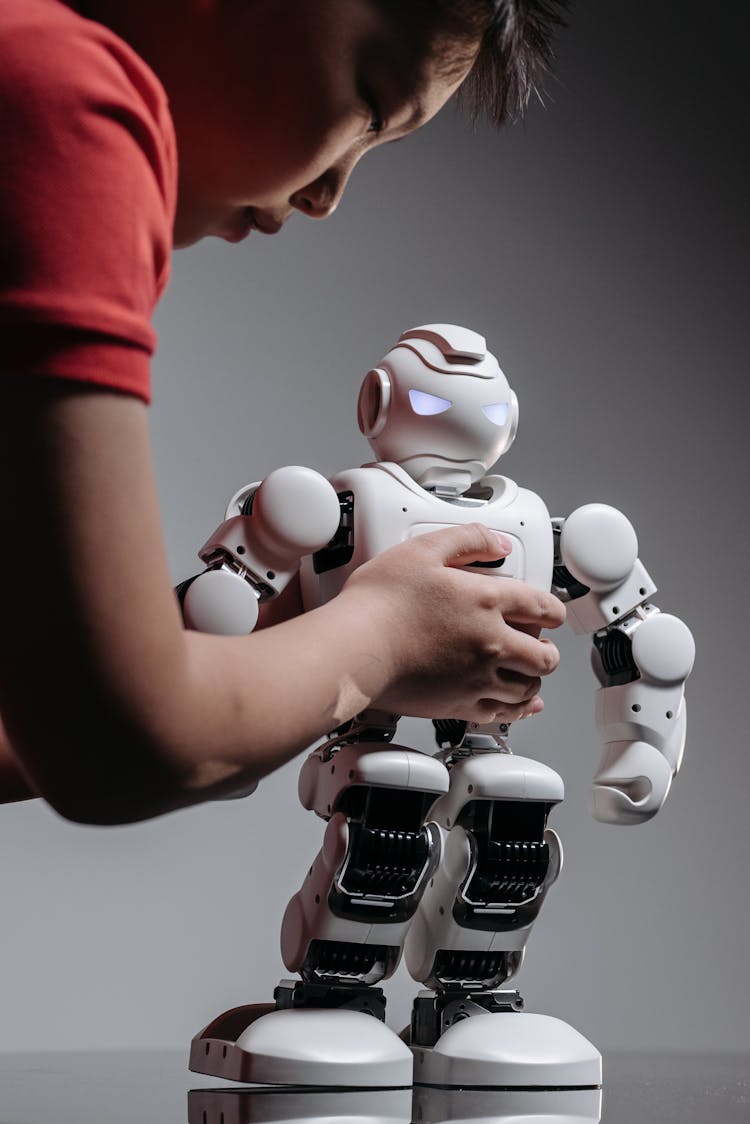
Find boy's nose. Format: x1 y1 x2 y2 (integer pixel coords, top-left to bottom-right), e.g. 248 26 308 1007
291 159 356 220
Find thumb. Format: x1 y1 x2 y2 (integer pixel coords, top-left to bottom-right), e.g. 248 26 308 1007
422 522 513 567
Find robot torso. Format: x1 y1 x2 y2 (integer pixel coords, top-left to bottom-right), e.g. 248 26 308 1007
300 461 554 610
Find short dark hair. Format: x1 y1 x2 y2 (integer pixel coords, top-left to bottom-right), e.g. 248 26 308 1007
422 0 569 127
462 0 569 125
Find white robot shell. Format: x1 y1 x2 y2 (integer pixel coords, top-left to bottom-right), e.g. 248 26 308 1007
357 325 519 487
357 366 391 439
560 504 639 593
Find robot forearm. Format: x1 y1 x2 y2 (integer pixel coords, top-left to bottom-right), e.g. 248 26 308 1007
178 465 341 636
555 505 695 825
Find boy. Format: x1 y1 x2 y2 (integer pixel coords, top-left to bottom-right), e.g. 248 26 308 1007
0 1 568 823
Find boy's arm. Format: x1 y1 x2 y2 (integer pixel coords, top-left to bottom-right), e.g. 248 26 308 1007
0 381 563 825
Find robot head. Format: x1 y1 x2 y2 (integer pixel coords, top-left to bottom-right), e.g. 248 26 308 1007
357 324 518 489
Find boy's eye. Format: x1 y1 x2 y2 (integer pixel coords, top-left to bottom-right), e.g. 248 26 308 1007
359 82 385 135
409 389 452 415
482 402 510 426
367 107 385 135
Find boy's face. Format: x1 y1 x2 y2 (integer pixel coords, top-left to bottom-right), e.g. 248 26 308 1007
135 1 479 247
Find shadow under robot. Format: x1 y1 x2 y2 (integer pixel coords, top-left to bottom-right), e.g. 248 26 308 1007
182 324 694 1090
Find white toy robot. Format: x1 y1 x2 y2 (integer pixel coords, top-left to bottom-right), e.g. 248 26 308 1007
182 325 694 1091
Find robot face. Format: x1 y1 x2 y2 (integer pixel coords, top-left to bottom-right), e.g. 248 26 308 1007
358 326 518 485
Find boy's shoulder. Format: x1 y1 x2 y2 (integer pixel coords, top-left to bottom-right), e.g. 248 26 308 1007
1 0 82 35
0 0 168 126
0 0 176 404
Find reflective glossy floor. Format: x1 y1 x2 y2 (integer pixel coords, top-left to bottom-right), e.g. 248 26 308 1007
0 1049 747 1123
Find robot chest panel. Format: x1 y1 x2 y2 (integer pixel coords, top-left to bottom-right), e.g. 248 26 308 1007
303 465 553 609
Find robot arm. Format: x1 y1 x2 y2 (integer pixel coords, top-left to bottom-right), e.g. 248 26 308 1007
177 465 341 636
553 504 695 825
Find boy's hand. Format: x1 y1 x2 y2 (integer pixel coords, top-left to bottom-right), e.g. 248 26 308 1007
338 523 566 724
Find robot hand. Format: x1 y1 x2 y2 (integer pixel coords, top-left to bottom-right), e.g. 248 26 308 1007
555 504 695 825
177 465 341 636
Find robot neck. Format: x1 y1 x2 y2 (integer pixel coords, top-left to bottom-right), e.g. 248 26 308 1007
418 468 474 499
404 461 480 496
429 480 471 500
370 461 510 507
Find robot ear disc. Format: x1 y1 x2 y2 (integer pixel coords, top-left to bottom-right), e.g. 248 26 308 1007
357 367 391 438
499 389 520 454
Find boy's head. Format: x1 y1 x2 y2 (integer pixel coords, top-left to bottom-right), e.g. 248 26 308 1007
89 1 566 247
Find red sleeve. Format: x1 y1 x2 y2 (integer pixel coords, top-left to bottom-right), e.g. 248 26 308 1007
0 4 177 403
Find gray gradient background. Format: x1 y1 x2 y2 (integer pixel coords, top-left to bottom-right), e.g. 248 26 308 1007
1 1 747 1054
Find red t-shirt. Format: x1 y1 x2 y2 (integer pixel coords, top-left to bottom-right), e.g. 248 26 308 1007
0 0 177 403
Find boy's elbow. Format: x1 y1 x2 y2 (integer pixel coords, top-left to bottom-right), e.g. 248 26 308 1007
37 743 188 826
43 758 184 826
3 646 257 824
25 714 258 826
11 705 198 826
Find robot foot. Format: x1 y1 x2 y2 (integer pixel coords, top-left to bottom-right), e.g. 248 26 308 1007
189 999 413 1088
410 1005 602 1090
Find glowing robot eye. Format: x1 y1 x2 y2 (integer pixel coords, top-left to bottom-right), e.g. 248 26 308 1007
409 389 452 416
482 402 510 426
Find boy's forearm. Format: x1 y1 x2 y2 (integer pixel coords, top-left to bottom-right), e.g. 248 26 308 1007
3 595 394 825
172 590 392 792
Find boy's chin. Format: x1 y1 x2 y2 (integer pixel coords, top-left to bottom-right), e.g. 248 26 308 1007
173 230 202 249
172 201 218 248
173 206 258 248
172 218 201 249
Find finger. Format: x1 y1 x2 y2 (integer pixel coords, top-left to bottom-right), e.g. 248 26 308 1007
489 579 567 630
422 522 513 566
494 670 542 705
526 695 545 717
492 632 560 679
473 694 545 724
512 695 545 720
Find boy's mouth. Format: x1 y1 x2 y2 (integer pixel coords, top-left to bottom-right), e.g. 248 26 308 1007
252 210 283 236
219 208 283 243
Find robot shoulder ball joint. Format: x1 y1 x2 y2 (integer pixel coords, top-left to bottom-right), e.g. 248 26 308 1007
178 465 342 635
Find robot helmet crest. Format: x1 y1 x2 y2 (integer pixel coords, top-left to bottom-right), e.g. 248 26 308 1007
398 324 488 365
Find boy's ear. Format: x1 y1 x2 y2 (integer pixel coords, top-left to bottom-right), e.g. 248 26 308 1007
357 367 391 438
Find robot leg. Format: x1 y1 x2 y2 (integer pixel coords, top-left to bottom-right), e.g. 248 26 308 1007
280 737 449 1004
404 749 602 1090
190 723 449 1087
